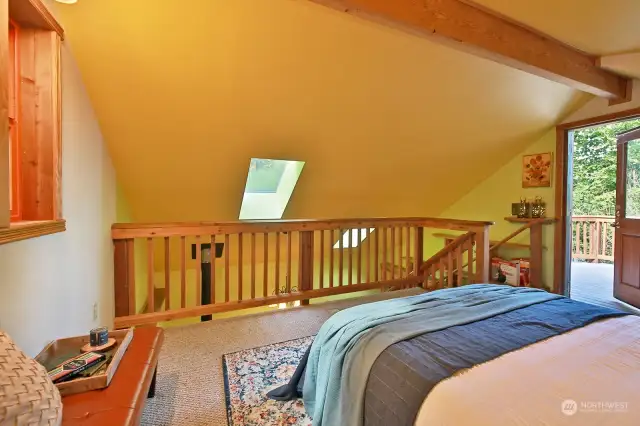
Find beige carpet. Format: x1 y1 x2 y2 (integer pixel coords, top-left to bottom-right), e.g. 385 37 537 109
141 288 423 426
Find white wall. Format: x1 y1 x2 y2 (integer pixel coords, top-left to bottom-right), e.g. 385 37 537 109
0 44 116 356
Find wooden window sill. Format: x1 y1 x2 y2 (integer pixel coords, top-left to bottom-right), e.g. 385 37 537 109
0 219 66 245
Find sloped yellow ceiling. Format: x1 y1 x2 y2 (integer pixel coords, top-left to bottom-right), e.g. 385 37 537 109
55 0 589 222
472 0 640 55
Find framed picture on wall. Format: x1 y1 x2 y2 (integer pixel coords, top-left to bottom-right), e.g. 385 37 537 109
522 152 552 188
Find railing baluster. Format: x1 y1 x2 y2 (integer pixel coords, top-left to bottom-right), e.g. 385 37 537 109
164 237 170 311
365 228 371 283
339 228 344 286
329 229 335 288
431 263 436 288
320 230 325 288
589 221 595 259
210 235 216 304
582 221 587 258
147 237 154 313
275 232 281 295
251 233 256 299
414 227 423 277
398 226 403 278
456 246 463 286
357 229 362 284
611 223 616 256
238 233 243 301
390 227 396 280
263 233 268 297
466 237 474 284
439 258 445 288
382 227 387 281
405 227 411 278
374 228 379 282
349 229 353 286
287 231 292 293
180 236 186 308
447 250 454 287
195 236 202 305
595 220 602 261
225 234 230 302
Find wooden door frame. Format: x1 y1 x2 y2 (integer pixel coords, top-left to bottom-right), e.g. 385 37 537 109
555 107 640 296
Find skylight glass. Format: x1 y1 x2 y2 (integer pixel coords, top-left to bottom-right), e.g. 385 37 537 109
333 228 375 249
239 158 305 220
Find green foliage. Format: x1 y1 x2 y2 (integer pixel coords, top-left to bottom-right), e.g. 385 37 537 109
572 119 640 216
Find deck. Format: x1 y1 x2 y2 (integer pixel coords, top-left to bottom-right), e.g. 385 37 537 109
570 262 640 314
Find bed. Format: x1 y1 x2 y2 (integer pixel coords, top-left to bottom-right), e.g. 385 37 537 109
269 284 640 426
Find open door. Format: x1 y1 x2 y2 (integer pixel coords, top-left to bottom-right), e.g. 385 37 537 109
614 126 640 308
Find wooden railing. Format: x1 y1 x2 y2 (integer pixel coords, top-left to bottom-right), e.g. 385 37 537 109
572 216 614 262
112 217 492 328
431 218 553 288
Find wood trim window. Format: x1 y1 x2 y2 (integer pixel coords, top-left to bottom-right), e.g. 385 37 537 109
9 20 20 221
0 0 65 244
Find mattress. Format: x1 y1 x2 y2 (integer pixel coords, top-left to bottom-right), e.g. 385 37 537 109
414 314 640 425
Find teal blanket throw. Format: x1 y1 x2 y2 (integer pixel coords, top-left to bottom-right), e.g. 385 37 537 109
302 284 562 426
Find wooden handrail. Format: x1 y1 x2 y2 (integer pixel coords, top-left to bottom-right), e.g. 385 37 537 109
489 218 549 253
111 217 494 239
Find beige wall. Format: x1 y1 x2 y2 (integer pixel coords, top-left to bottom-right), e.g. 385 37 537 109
0 44 116 356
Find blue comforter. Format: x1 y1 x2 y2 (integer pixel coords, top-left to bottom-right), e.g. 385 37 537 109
302 284 562 426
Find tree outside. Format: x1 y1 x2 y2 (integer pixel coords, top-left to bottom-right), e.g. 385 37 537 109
572 119 640 264
572 119 640 216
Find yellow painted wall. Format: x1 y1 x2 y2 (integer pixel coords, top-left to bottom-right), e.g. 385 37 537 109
435 129 557 289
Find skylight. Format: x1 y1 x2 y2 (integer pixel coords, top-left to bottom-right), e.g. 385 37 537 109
333 228 375 249
239 158 305 220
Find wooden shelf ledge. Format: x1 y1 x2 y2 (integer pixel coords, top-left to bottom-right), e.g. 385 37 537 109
0 220 66 245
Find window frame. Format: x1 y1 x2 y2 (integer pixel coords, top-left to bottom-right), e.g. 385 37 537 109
0 0 65 244
8 20 20 222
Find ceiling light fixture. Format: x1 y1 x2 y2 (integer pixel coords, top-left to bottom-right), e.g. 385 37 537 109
55 0 78 4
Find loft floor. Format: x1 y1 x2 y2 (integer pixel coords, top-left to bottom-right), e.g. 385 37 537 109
141 288 423 426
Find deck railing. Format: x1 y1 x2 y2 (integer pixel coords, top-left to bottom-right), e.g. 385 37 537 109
572 216 614 263
112 217 492 328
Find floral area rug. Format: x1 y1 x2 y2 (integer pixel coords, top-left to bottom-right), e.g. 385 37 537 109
223 336 314 426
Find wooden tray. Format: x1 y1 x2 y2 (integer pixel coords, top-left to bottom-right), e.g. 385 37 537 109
35 328 133 396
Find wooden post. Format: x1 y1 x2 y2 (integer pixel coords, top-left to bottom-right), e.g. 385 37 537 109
475 226 490 283
414 227 424 285
299 230 314 305
114 239 135 318
594 220 602 263
530 223 543 288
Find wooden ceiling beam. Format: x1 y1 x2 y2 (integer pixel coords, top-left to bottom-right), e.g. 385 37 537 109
307 0 630 100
